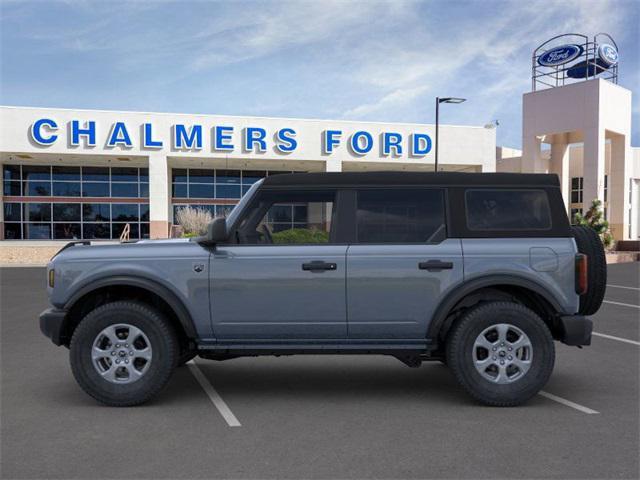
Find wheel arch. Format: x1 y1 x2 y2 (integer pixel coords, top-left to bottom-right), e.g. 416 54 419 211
427 275 563 345
61 276 197 347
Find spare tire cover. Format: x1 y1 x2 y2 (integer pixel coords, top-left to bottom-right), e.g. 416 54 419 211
571 226 607 315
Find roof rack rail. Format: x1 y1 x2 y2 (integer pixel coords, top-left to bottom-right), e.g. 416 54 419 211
51 240 91 259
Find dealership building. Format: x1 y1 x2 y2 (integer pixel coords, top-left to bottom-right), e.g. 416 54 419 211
0 107 495 241
0 34 638 243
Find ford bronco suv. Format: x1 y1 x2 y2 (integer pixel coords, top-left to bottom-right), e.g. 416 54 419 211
40 172 606 407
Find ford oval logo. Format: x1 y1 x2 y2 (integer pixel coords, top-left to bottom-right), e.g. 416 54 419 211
598 44 618 66
538 44 583 67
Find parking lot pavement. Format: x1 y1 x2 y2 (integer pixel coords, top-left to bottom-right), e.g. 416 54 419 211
1 263 639 479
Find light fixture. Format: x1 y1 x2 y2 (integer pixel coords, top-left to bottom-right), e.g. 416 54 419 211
438 97 466 104
435 96 467 172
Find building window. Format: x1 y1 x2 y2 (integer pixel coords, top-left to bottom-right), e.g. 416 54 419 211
2 165 149 200
570 208 582 225
604 175 608 203
571 177 583 204
170 169 298 224
2 164 149 240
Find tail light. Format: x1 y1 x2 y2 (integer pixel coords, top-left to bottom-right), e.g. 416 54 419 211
575 254 588 295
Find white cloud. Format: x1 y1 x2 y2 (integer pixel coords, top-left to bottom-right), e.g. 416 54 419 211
338 0 628 120
1 0 635 147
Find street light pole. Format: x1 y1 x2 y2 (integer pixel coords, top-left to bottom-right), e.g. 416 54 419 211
435 97 440 173
434 96 467 172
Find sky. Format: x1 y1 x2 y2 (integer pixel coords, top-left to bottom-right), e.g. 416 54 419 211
1 0 638 149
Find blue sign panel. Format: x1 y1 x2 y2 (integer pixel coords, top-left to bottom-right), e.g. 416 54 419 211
537 44 583 67
598 44 618 66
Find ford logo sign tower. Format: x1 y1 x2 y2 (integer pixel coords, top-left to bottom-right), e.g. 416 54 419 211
532 33 619 91
598 43 619 67
537 44 583 67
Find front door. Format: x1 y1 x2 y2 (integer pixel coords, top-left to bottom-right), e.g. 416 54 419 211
210 188 347 340
346 188 463 339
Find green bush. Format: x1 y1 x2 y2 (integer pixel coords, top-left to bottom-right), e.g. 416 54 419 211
271 228 329 244
573 199 614 250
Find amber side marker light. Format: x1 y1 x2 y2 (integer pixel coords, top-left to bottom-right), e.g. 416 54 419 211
48 269 55 288
575 254 588 295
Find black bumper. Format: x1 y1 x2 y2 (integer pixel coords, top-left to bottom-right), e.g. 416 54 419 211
558 315 592 346
39 308 68 346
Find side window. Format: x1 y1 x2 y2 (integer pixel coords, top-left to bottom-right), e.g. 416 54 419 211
356 189 446 243
465 189 552 231
237 189 336 245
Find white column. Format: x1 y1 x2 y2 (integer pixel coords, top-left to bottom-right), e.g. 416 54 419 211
550 135 570 212
0 165 4 240
582 126 606 211
148 153 170 239
325 158 342 172
609 134 631 240
522 135 543 173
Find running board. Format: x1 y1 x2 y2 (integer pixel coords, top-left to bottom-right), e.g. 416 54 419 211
196 340 435 356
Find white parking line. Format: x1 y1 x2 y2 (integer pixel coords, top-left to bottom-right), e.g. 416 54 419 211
603 300 640 309
607 283 640 290
593 332 640 346
607 284 640 291
538 391 599 414
187 360 241 427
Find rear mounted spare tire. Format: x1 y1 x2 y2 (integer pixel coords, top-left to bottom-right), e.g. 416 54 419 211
571 226 607 315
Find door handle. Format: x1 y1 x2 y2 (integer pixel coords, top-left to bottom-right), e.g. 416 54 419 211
302 261 337 272
419 260 454 271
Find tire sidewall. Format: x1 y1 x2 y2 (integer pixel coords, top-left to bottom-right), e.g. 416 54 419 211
447 303 555 405
571 225 607 315
70 302 177 405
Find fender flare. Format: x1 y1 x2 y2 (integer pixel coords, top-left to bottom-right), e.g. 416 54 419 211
64 275 197 339
427 274 564 342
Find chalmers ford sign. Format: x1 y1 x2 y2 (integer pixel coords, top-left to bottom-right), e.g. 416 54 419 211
29 118 434 157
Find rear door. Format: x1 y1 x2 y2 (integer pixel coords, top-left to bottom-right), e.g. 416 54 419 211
346 188 463 339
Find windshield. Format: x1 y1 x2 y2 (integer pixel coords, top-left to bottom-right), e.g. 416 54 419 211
225 179 264 228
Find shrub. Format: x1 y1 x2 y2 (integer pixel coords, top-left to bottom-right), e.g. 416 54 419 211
573 199 614 250
175 206 213 236
271 228 329 244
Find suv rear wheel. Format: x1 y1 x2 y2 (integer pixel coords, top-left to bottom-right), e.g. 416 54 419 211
446 301 555 406
70 301 179 406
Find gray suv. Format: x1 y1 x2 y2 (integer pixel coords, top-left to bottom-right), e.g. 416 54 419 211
39 172 606 407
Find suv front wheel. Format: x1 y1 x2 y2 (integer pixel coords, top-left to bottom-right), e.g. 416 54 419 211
446 301 555 406
70 301 179 406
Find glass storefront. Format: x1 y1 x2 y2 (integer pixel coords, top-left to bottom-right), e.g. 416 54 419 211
2 164 149 239
2 164 305 239
171 168 296 223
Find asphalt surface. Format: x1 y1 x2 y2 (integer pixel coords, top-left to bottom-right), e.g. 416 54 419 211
1 263 639 479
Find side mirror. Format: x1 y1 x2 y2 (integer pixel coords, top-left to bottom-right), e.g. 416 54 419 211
206 217 228 244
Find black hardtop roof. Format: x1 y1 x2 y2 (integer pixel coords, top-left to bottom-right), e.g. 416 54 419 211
262 171 560 188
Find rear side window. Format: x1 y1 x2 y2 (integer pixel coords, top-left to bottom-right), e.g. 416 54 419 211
356 189 446 243
465 189 551 231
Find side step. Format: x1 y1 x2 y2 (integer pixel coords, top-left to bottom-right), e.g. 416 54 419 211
195 340 440 366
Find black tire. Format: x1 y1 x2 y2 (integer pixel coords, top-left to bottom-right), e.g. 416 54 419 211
70 301 179 407
571 225 607 316
446 301 555 407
